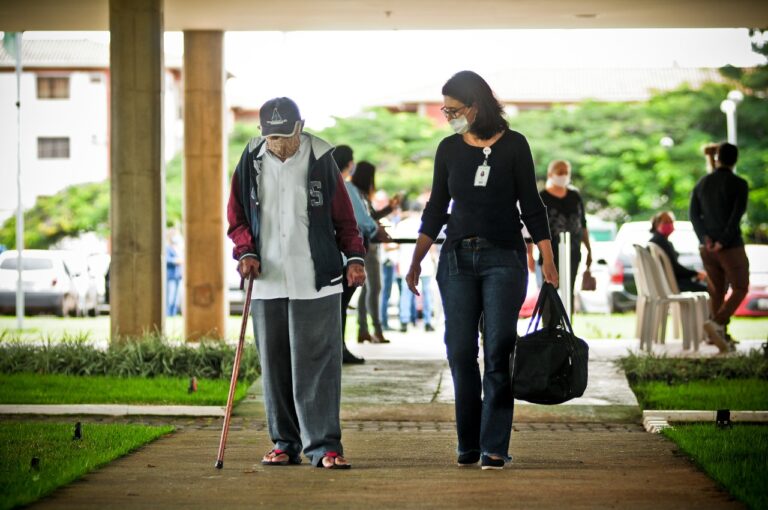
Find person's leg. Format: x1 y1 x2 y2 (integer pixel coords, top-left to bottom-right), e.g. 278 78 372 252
357 281 369 336
166 277 177 316
421 275 434 327
380 260 394 330
399 281 413 330
477 248 527 460
365 246 386 339
341 278 364 363
287 294 345 466
251 298 302 460
700 247 726 320
713 245 750 327
436 248 483 459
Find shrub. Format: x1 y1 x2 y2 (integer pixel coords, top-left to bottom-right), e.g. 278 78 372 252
617 349 768 385
0 334 259 382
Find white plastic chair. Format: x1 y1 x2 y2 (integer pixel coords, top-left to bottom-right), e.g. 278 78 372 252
648 242 709 350
632 244 655 351
636 245 701 351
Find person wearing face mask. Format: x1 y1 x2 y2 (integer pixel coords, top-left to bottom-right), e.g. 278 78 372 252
227 97 366 470
406 71 558 471
648 211 708 293
536 160 592 313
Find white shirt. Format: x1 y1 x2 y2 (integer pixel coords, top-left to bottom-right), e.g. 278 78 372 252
252 134 342 300
396 215 436 277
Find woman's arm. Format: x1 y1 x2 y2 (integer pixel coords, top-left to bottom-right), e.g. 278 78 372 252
405 233 436 295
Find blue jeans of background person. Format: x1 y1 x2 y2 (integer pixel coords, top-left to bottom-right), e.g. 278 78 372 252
399 276 433 326
379 260 395 329
436 240 528 460
167 277 182 316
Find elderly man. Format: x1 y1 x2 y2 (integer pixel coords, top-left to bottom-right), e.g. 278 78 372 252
227 97 366 469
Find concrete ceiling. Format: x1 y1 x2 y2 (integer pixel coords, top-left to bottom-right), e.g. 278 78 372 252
1 0 767 31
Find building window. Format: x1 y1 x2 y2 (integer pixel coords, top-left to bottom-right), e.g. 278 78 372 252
37 76 70 99
38 137 70 159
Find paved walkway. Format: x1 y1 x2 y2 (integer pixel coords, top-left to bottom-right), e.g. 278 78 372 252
15 333 751 509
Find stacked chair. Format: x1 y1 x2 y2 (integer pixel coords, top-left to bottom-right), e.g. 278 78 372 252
632 244 706 352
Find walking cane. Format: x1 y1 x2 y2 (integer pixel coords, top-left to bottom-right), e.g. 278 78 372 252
215 273 255 469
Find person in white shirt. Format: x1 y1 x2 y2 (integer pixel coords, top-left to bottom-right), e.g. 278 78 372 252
227 98 366 470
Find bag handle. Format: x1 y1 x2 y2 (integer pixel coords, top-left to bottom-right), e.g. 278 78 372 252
525 283 574 336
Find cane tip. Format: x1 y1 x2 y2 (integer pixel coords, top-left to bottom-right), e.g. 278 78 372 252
215 460 223 469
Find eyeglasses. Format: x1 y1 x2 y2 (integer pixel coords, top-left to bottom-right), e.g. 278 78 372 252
440 105 468 120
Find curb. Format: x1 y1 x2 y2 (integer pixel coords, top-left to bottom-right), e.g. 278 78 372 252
0 404 225 417
642 410 768 433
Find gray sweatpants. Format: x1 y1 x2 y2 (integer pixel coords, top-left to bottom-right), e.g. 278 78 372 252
250 293 343 466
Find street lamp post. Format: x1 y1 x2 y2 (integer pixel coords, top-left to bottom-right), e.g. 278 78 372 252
720 90 744 145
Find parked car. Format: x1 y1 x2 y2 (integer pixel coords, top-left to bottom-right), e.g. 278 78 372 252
734 244 768 317
607 221 703 313
0 249 98 316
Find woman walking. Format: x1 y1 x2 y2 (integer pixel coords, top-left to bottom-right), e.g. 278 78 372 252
405 71 558 470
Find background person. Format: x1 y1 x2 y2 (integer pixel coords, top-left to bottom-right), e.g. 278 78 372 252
333 145 375 364
165 227 183 316
227 97 366 469
351 161 397 344
396 202 435 332
690 142 749 352
537 160 592 312
648 211 708 292
406 71 558 471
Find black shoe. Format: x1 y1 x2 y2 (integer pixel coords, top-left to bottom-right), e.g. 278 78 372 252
457 451 480 467
400 322 408 333
424 324 435 332
342 351 365 365
481 455 506 470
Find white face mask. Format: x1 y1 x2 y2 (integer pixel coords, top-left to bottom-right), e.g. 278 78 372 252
449 115 470 135
550 175 570 188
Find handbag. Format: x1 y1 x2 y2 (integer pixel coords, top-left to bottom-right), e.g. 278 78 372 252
510 283 589 405
581 269 597 291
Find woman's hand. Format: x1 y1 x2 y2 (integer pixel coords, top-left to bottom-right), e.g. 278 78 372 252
541 259 559 287
405 264 422 296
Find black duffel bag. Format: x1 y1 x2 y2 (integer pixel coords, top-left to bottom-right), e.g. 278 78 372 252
510 283 589 405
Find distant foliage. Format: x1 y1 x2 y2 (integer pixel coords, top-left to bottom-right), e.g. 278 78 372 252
0 334 260 381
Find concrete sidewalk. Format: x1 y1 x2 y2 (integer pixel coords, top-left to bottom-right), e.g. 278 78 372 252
31 426 740 510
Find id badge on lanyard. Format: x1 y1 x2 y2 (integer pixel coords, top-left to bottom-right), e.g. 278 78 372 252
474 146 492 187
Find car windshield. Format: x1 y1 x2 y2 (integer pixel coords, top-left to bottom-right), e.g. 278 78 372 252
0 257 54 270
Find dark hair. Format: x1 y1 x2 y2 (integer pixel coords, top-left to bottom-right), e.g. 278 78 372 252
333 145 353 172
441 70 508 140
351 161 376 197
717 142 738 167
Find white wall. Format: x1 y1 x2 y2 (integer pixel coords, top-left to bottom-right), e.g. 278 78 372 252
0 69 184 224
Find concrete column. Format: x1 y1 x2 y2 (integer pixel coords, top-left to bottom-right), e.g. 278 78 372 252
183 31 226 340
109 0 165 341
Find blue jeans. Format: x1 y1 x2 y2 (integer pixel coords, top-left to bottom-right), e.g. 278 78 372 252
167 277 182 316
436 240 528 459
399 276 433 326
380 261 395 329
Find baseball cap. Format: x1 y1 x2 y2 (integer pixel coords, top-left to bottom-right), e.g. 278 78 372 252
259 97 303 137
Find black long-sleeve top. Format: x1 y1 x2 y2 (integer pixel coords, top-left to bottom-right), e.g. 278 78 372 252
689 167 748 249
649 232 697 281
419 129 551 253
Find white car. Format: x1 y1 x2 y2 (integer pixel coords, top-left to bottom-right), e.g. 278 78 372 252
0 250 98 317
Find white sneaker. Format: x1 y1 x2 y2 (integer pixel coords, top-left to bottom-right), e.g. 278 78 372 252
703 320 729 353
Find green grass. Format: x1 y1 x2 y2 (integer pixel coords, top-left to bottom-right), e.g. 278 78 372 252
631 378 768 410
663 424 768 510
0 373 250 405
0 422 173 510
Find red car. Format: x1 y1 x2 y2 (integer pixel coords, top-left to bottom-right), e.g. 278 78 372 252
733 244 768 317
